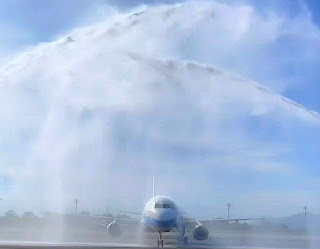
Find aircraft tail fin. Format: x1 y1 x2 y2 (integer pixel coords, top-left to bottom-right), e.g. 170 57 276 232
152 176 155 197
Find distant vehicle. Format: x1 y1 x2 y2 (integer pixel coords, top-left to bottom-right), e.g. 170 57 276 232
92 178 265 247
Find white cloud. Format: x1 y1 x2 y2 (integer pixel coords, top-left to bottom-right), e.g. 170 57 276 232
0 1 318 216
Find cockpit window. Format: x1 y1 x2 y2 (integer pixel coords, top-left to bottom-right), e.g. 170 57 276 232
155 203 174 209
163 204 170 209
155 203 162 208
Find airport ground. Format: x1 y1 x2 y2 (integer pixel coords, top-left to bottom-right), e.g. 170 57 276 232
0 227 318 249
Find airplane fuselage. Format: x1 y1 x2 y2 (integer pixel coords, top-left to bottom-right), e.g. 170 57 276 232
142 196 179 233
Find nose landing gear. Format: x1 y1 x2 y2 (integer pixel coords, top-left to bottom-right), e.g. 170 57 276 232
157 232 164 247
157 239 164 247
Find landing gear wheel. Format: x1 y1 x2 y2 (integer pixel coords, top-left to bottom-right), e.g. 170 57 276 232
183 236 188 244
161 240 164 247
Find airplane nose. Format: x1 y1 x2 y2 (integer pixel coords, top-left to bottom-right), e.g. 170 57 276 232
157 209 176 221
149 209 177 229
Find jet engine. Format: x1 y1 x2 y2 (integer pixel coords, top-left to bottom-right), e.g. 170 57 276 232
192 224 209 240
107 222 122 237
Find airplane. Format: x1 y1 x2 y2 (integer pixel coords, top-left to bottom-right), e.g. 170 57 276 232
92 177 266 247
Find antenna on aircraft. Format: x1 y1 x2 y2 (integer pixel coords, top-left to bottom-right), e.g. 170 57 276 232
107 201 109 216
153 176 155 197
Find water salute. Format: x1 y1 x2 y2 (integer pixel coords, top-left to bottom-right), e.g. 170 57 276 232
0 0 319 249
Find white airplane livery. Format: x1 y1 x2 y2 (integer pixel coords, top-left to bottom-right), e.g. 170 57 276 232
100 178 265 247
142 196 184 246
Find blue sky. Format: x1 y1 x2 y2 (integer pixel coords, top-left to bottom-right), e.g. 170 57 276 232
0 0 319 113
0 0 319 218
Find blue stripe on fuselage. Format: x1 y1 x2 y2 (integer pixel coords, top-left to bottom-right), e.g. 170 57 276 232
144 216 176 229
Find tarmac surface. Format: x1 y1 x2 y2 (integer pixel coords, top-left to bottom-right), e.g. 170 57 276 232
0 231 317 249
0 228 317 249
0 241 310 249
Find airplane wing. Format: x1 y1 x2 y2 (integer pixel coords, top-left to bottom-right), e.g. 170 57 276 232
45 212 141 223
118 211 142 216
183 217 267 225
200 217 267 223
77 214 141 223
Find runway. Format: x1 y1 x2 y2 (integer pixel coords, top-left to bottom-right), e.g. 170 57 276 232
0 233 316 249
0 229 317 249
0 241 308 249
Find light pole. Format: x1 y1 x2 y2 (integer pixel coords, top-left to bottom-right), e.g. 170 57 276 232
226 203 232 219
303 205 308 231
74 199 80 214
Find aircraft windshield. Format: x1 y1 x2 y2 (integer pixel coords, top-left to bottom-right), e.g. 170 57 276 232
154 203 174 209
155 203 162 208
